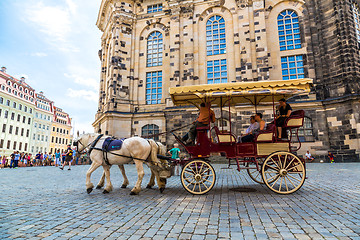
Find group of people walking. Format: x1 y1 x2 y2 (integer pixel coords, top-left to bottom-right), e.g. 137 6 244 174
0 145 85 169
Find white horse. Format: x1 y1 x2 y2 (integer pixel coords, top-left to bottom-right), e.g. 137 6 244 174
73 133 171 195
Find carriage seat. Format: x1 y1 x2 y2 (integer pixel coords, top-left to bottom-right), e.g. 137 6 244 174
254 124 276 142
283 110 305 129
213 126 236 143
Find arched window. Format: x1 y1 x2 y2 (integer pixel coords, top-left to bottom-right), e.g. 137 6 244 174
352 1 360 43
291 117 314 142
206 15 226 56
142 124 159 141
277 10 301 51
147 31 163 67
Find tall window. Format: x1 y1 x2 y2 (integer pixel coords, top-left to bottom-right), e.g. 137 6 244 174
147 31 163 67
277 10 301 51
206 15 226 56
352 2 360 43
146 71 162 104
291 117 314 142
142 124 159 141
281 55 304 80
207 59 227 84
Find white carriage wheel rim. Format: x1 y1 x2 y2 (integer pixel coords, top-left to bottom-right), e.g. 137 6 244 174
181 160 216 195
262 151 306 194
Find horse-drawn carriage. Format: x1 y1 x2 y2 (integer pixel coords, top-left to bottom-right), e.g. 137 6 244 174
169 78 313 195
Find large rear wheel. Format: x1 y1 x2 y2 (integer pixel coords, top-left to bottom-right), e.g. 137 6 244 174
262 151 306 194
181 160 216 195
246 159 264 184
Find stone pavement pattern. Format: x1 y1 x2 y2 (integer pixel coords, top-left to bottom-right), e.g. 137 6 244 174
0 163 359 240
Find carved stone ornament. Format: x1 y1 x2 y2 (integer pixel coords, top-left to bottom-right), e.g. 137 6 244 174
236 0 248 9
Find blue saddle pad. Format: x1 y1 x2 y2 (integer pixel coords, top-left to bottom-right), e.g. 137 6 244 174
102 137 125 152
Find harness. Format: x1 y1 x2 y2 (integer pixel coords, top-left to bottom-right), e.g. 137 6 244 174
78 134 171 170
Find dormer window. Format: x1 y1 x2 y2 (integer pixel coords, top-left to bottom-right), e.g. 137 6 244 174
13 83 17 88
7 81 11 85
147 4 162 13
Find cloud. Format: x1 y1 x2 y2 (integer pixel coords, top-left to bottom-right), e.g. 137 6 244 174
64 73 99 90
24 1 79 52
66 88 98 102
31 52 48 57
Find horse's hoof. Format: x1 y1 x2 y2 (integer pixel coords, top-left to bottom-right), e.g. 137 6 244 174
160 187 165 193
96 185 102 189
121 184 127 188
130 191 137 195
103 190 109 194
87 188 93 194
146 185 152 189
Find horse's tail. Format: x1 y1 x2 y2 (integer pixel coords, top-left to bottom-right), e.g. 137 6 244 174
147 139 160 164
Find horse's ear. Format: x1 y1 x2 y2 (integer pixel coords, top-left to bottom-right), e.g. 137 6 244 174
77 131 79 137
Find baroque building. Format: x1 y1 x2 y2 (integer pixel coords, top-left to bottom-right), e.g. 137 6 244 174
0 68 35 156
49 106 72 154
94 0 360 161
0 67 73 157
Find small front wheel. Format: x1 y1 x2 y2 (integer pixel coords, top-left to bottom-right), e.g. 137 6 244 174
262 151 306 194
181 160 216 195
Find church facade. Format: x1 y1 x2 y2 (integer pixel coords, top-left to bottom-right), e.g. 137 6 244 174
94 0 360 161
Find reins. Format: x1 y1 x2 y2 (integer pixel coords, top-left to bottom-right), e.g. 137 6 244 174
141 123 193 139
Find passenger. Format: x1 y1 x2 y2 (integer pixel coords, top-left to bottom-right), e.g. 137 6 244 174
239 116 259 143
241 113 266 142
182 102 215 145
276 98 292 139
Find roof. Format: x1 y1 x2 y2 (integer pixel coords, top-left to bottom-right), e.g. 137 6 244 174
169 78 313 106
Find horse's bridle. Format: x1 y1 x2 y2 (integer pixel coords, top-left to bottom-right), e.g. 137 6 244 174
74 134 103 155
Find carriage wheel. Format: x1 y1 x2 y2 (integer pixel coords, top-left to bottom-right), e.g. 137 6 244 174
262 151 306 194
181 160 216 195
246 160 264 184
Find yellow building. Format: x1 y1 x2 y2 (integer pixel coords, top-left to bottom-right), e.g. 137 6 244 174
49 106 72 154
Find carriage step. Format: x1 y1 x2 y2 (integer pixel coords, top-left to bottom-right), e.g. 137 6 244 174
238 167 258 170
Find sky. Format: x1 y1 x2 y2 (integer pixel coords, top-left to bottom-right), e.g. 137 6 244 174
0 0 103 134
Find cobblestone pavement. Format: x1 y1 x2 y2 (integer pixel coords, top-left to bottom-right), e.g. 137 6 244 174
1 163 359 240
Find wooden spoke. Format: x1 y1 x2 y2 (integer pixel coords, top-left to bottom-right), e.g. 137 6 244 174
285 175 296 188
186 179 196 187
199 163 204 174
284 175 289 192
264 163 279 171
287 164 302 172
201 182 209 190
287 174 302 182
278 177 283 191
269 157 281 169
284 157 295 170
271 175 281 188
265 173 279 183
184 170 195 175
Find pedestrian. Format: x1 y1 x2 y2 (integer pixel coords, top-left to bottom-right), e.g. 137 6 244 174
9 151 15 168
73 148 78 165
328 151 335 163
60 145 73 170
13 151 20 168
35 152 41 166
23 153 28 167
168 143 181 175
43 152 48 166
0 156 5 168
305 150 315 162
55 150 61 167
